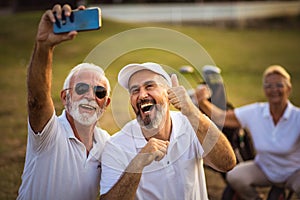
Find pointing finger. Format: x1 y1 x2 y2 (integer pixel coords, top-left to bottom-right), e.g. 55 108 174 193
171 74 179 87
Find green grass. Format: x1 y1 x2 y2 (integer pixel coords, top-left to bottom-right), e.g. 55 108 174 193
0 10 299 199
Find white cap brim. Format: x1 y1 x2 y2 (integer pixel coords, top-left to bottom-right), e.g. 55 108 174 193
118 62 172 90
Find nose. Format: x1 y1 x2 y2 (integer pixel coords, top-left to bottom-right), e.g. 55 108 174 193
265 85 280 92
83 86 96 100
270 86 279 91
139 87 148 98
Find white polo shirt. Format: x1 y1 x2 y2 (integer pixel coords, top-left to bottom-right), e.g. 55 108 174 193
100 111 208 200
234 102 300 183
17 110 110 200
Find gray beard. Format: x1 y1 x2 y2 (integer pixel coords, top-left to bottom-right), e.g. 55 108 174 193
67 98 105 126
137 103 167 130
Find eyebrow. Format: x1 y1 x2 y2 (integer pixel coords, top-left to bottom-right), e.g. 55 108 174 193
263 82 285 85
129 80 157 91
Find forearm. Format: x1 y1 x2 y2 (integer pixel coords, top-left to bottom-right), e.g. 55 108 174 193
198 99 226 126
202 123 236 172
27 42 54 132
200 100 242 128
100 156 145 200
186 109 236 172
100 172 141 200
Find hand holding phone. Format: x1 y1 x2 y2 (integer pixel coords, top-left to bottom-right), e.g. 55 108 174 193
53 7 101 34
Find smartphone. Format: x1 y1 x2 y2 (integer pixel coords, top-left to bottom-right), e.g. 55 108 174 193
53 7 101 34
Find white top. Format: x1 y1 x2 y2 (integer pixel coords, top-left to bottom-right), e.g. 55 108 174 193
100 111 208 200
17 110 110 200
234 102 300 182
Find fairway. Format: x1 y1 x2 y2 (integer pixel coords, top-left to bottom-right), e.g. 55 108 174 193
0 10 299 199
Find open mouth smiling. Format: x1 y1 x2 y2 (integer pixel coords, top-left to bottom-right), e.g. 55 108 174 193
137 98 156 114
80 104 96 111
140 102 154 113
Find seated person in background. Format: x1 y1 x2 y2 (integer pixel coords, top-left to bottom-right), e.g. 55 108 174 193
100 62 236 200
195 65 300 200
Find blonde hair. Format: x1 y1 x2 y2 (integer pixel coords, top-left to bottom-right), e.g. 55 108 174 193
263 65 291 87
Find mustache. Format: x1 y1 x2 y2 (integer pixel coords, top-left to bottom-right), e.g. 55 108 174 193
78 98 99 108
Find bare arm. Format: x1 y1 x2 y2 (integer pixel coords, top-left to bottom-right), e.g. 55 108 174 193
168 74 236 172
99 156 143 200
100 138 169 200
28 4 79 132
27 42 55 132
195 85 241 128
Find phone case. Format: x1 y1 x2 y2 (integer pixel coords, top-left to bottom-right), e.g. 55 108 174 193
53 7 101 34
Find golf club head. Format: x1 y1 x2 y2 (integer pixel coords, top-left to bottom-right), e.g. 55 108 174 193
179 65 195 74
202 65 221 74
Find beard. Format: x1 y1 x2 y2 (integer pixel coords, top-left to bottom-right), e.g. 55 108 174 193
136 102 167 130
67 98 105 126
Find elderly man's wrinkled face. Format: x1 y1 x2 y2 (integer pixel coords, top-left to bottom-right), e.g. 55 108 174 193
128 70 169 130
66 70 109 126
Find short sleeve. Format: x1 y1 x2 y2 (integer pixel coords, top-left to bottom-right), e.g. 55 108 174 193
234 103 257 129
100 139 133 194
27 111 58 153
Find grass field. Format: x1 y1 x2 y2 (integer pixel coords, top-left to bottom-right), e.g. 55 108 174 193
0 10 299 199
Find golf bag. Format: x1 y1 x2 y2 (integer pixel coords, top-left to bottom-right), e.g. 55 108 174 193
200 65 256 164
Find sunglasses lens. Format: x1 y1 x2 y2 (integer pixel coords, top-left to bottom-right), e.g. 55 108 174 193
74 83 107 99
95 86 107 99
75 83 89 95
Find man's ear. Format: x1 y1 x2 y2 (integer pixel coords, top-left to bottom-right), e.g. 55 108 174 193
60 90 68 106
105 97 111 107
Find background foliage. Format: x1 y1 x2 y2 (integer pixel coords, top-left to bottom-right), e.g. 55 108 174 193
0 10 299 199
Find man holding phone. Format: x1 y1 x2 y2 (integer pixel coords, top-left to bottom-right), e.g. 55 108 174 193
17 4 111 200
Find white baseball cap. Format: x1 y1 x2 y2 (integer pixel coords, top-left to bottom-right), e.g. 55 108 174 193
118 62 172 90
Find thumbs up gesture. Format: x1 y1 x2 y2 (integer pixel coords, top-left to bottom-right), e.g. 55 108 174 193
167 74 198 116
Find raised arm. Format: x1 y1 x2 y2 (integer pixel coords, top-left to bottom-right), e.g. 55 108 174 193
168 74 236 172
27 4 79 133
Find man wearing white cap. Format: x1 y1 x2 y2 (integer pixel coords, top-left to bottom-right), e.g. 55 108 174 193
100 62 236 200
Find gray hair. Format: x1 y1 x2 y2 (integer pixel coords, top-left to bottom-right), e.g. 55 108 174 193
63 63 111 96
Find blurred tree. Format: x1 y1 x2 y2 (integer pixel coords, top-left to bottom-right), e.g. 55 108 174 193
2 0 77 12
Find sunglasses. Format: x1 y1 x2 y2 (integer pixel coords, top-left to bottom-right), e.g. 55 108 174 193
71 82 107 99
